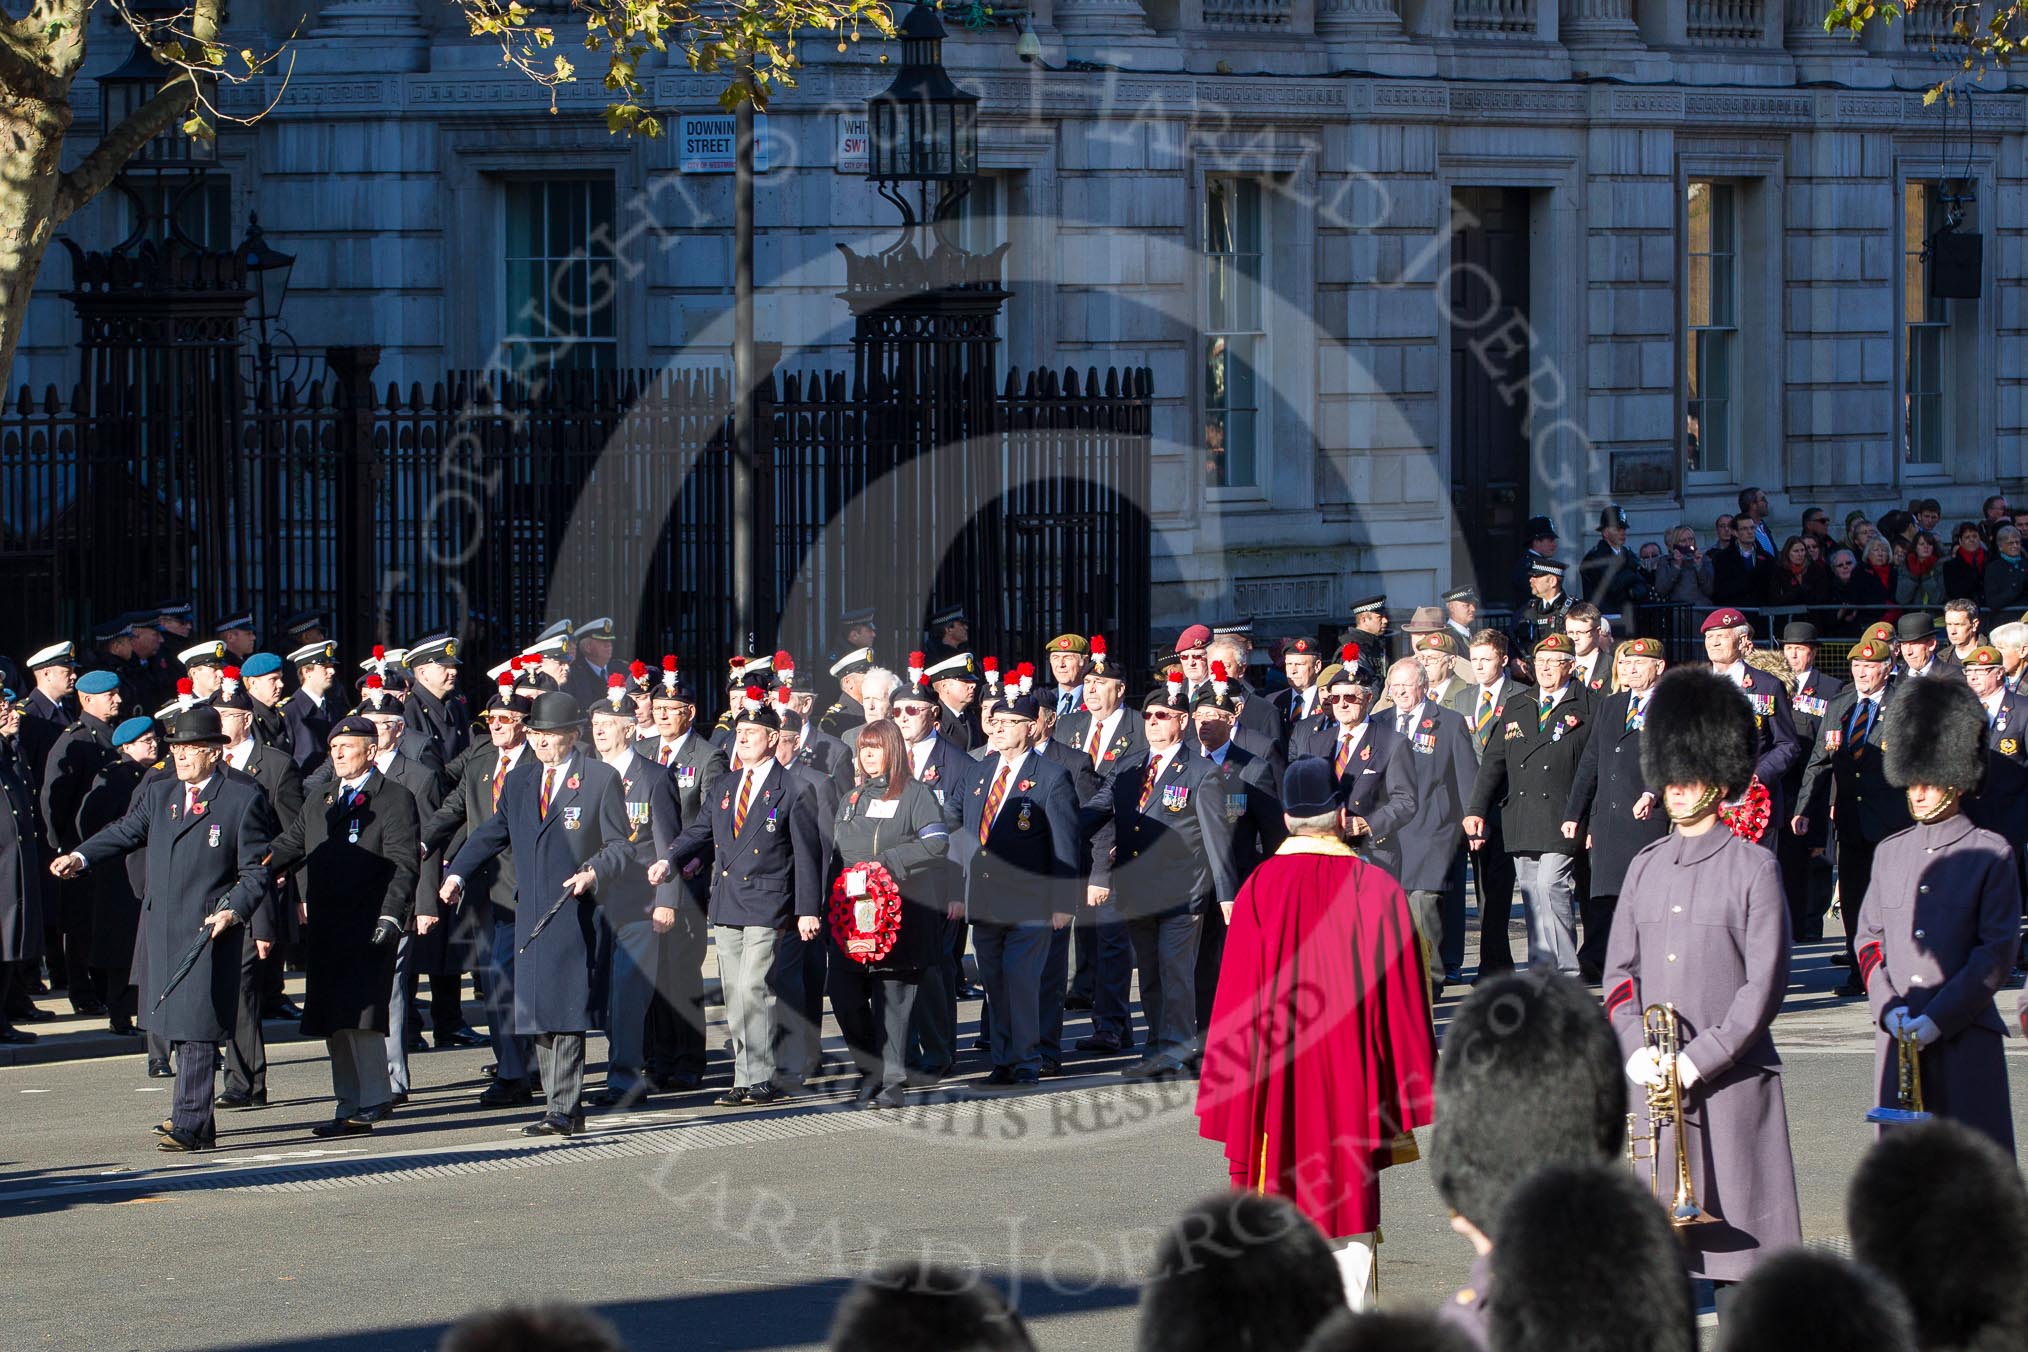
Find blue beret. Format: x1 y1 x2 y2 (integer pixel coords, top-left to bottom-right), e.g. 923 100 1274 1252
112 716 158 747
240 653 284 679
77 670 120 696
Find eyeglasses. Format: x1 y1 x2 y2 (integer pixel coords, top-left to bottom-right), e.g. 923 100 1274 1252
484 715 522 726
1327 694 1364 705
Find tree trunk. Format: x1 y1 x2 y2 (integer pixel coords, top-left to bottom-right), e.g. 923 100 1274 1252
0 90 71 392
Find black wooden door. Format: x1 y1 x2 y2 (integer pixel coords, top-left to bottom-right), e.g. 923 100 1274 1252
1449 187 1533 605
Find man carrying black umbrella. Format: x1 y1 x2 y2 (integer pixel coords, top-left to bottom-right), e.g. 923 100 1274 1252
49 706 276 1152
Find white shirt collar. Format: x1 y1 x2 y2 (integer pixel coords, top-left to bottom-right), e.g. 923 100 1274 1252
1145 744 1178 777
227 738 253 769
996 748 1031 781
373 749 396 773
497 742 526 771
606 746 637 775
1720 660 1749 688
340 773 371 796
184 775 214 798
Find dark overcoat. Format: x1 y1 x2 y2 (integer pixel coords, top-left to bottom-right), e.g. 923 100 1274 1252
446 754 632 1033
0 741 46 963
830 777 951 976
269 768 421 1036
1466 685 1597 856
1388 701 1477 893
77 771 276 1042
1603 827 1802 1284
75 756 149 979
1088 749 1238 920
1565 689 1667 897
1795 683 1909 843
1854 813 2019 1151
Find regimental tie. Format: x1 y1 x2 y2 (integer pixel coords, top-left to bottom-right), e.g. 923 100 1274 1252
1086 722 1103 762
1848 697 1877 745
734 769 753 834
1539 695 1557 731
491 756 508 811
1475 690 1495 738
184 785 198 817
1137 755 1162 811
539 767 555 820
981 764 1010 842
659 742 674 767
1335 731 1354 778
1626 696 1646 733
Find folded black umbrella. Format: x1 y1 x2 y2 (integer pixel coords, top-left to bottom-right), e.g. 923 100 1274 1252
518 886 580 954
153 916 225 1010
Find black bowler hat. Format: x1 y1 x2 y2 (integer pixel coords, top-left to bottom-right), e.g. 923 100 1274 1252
1894 612 1938 643
525 692 584 732
167 705 229 746
1780 621 1820 646
1282 756 1341 817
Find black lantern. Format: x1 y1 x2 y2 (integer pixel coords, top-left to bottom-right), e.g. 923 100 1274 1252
238 213 294 332
99 35 215 166
865 0 979 227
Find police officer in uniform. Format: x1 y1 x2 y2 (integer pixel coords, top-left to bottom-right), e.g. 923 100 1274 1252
1563 636 1669 982
1513 560 1572 654
1511 514 1562 601
1793 638 1910 996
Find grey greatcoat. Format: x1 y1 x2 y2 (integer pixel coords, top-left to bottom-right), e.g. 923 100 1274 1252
75 773 277 1043
1603 827 1802 1284
1854 813 2019 1151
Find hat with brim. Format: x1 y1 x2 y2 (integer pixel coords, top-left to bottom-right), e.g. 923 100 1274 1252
828 647 876 679
179 641 227 668
26 642 77 671
525 691 584 733
213 614 255 636
1529 560 1565 579
574 617 616 643
407 635 461 668
288 641 337 667
928 604 967 630
1780 622 1819 646
925 652 979 684
1403 605 1445 633
167 705 229 746
1894 612 1939 643
279 610 325 638
1442 585 1480 605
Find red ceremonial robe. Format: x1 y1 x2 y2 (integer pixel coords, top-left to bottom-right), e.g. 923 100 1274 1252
1196 835 1438 1238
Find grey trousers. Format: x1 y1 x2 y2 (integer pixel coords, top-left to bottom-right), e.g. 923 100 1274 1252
1514 852 1580 976
606 918 659 1092
534 1032 586 1118
715 925 780 1089
1406 889 1448 985
1127 911 1204 1057
387 932 420 1095
328 1029 392 1119
221 927 266 1098
973 920 1051 1075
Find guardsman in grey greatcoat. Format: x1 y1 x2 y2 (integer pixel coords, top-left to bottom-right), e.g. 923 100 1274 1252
1854 676 2019 1152
51 705 276 1151
1603 666 1803 1288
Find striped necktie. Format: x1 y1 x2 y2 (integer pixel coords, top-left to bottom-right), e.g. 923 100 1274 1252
1086 722 1102 762
490 756 508 811
981 764 1010 842
659 742 673 766
539 767 555 820
1335 731 1354 778
1626 697 1644 733
1137 755 1162 811
1474 690 1495 738
734 770 754 834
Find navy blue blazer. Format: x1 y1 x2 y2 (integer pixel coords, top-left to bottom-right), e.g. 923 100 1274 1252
663 759 826 928
945 750 1081 925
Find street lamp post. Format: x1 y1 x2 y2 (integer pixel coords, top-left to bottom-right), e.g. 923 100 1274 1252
237 212 295 402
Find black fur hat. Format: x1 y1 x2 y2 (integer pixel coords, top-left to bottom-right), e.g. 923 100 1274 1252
1299 1309 1478 1352
1135 1192 1344 1352
1715 1250 1916 1352
1639 665 1756 796
1431 972 1627 1238
827 1262 1034 1352
1848 1121 2028 1352
1489 1164 1697 1352
1882 675 1989 792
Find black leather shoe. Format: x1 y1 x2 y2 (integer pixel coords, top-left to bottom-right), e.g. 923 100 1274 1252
147 1062 173 1078
402 1034 427 1054
661 1071 703 1092
436 1027 487 1050
745 1083 784 1105
521 1113 577 1138
263 999 305 1022
480 1062 499 1079
107 1017 142 1037
214 1090 267 1111
1075 1032 1122 1053
388 1092 409 1108
1040 1060 1062 1078
1836 978 1866 998
351 1102 394 1125
713 1086 750 1107
478 1079 535 1107
1830 953 1854 967
0 1024 37 1045
1014 1068 1040 1086
71 996 108 1018
1063 994 1094 1011
311 1118 372 1138
153 1119 215 1145
589 1084 652 1111
981 1066 1015 1087
157 1127 211 1152
11 1004 55 1022
1122 1054 1189 1082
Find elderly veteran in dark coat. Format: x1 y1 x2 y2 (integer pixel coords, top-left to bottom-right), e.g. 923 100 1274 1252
827 718 952 1107
442 692 634 1137
50 705 276 1151
1379 656 1475 994
1561 636 1669 982
1602 665 1801 1287
267 716 421 1136
1853 677 2020 1152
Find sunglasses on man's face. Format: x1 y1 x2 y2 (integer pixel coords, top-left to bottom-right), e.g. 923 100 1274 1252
1328 694 1364 706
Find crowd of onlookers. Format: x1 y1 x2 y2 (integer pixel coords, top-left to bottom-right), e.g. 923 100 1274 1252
1608 488 2028 621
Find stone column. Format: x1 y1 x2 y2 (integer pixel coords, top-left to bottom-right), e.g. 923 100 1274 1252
305 0 429 71
1315 0 1404 41
1055 0 1154 35
1561 0 1640 46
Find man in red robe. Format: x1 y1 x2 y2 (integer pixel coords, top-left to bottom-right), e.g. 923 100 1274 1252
1196 754 1438 1310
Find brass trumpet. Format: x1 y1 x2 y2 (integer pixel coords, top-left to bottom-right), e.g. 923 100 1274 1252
1865 1025 1933 1126
1625 1003 1712 1228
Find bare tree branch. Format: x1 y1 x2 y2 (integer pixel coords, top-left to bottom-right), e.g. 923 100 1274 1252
51 75 198 223
0 21 61 101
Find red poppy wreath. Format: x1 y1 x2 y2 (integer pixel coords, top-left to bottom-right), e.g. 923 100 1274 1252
828 862 903 964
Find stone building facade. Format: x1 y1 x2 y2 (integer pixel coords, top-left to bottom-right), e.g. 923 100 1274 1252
18 1 2025 634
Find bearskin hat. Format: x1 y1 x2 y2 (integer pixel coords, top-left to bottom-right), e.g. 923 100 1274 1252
1489 1164 1697 1352
827 1262 1034 1352
1135 1192 1344 1352
1882 675 1988 792
1715 1250 1916 1352
1300 1310 1478 1352
1639 665 1756 796
1431 971 1627 1238
1848 1121 2028 1352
